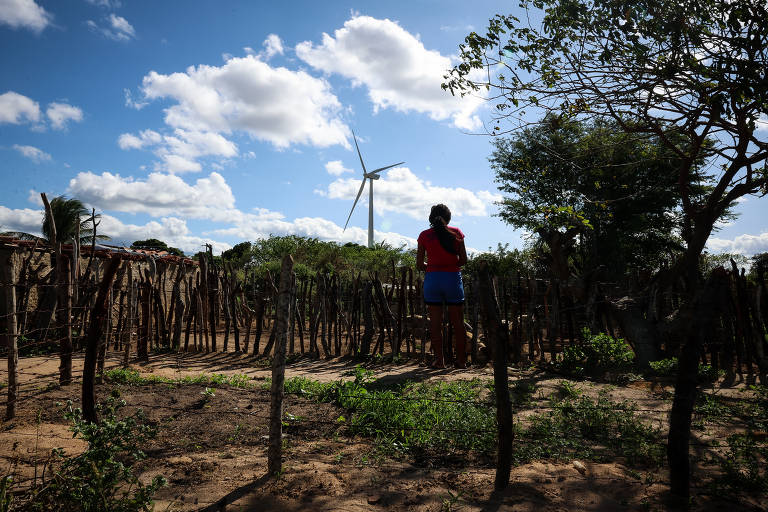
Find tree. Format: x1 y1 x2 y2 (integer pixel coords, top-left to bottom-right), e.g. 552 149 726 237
490 117 717 281
2 196 107 244
445 0 767 287
130 239 184 257
445 0 768 499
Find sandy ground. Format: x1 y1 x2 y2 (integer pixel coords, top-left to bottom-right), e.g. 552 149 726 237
1 352 766 511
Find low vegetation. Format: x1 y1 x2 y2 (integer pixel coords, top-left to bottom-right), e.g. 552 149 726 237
4 393 165 512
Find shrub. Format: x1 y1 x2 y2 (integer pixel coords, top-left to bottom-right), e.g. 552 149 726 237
19 393 166 512
715 433 768 493
647 358 725 382
554 329 635 377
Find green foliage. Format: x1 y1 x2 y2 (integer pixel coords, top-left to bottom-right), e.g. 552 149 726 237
648 358 679 376
130 239 184 257
516 390 664 467
462 243 538 277
554 329 635 378
339 379 496 455
700 251 750 276
714 434 768 493
489 117 707 279
44 196 108 244
104 367 253 389
647 358 724 382
20 395 165 511
748 252 768 281
445 0 768 280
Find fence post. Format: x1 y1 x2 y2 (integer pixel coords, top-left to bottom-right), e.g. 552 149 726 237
82 256 121 424
477 262 514 491
1 248 18 420
268 254 294 476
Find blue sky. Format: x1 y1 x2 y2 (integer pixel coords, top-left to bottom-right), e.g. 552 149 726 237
0 0 765 256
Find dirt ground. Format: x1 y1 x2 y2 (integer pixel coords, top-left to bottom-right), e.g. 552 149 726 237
1 352 766 511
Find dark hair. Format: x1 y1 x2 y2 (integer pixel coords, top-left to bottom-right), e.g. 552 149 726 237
429 204 459 254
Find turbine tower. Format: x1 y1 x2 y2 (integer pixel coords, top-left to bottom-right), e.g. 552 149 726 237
343 131 404 248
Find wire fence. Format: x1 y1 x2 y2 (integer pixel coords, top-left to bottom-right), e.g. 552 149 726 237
2 244 767 509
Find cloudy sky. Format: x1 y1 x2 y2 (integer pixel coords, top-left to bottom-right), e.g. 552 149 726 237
0 0 765 256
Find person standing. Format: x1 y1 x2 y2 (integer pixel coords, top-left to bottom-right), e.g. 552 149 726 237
416 204 468 369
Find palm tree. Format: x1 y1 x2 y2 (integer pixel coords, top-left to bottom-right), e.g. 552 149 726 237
1 195 108 244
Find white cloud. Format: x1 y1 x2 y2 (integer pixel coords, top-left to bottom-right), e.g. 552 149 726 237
212 209 417 248
138 55 349 149
99 215 230 255
12 144 51 162
87 13 135 41
124 88 148 109
0 0 51 33
68 171 237 221
0 205 43 235
296 15 484 130
118 128 237 173
26 189 43 205
117 129 162 150
0 91 40 124
324 166 500 220
707 232 768 256
85 0 122 8
66 170 419 250
262 34 284 59
325 160 353 176
46 102 84 130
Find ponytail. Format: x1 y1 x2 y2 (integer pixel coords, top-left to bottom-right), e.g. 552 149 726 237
429 204 459 254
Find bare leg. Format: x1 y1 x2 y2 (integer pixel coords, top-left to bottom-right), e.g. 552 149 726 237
428 304 445 368
449 305 466 367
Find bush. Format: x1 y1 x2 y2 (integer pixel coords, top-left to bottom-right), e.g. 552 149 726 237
554 329 635 377
18 393 166 512
647 357 724 382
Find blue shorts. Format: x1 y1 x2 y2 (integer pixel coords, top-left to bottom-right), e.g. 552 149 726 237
423 271 464 305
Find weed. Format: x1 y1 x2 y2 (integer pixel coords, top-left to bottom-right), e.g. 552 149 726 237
13 395 166 511
556 380 581 399
554 329 634 378
510 380 538 407
104 368 254 389
440 490 464 511
647 358 725 382
713 433 768 493
516 390 664 467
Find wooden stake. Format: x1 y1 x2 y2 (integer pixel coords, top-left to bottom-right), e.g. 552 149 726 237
268 254 293 476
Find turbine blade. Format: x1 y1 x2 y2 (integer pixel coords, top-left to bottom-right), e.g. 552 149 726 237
352 130 367 174
343 179 367 231
368 161 405 175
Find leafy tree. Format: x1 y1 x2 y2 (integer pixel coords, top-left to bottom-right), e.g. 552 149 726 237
130 238 184 257
445 0 767 289
490 117 717 280
2 196 107 244
749 252 768 281
445 0 768 499
221 241 252 266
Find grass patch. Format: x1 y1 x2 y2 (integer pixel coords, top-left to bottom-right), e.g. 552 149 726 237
273 366 663 468
514 389 664 467
103 367 254 389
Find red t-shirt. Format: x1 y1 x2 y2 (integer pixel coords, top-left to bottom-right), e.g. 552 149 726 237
417 226 465 272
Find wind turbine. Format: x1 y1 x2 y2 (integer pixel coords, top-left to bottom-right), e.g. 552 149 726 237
343 131 404 248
